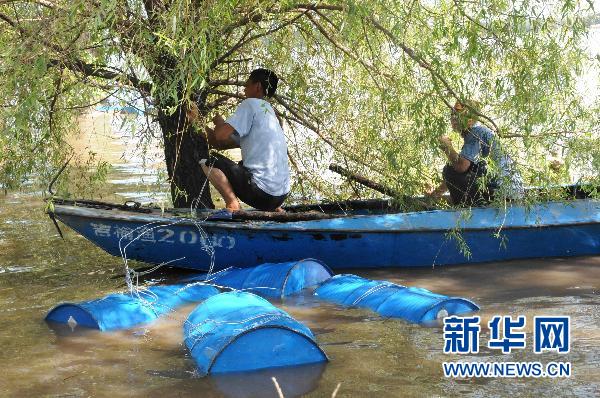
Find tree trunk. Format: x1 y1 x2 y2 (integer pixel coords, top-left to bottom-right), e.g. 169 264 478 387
158 107 214 209
147 48 214 209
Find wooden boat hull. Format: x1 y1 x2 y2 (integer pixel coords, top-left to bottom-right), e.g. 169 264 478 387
50 200 600 270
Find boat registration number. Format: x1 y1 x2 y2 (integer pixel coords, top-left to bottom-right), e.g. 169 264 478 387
90 223 236 249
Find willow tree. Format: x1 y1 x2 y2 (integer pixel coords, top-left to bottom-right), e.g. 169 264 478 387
1 0 598 207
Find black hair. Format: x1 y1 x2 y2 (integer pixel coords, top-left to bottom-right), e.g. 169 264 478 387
249 68 279 97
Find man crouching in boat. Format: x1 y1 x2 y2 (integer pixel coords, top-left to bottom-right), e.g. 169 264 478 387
199 69 290 212
428 100 524 206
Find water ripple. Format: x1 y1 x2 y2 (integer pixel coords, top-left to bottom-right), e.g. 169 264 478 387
0 266 34 274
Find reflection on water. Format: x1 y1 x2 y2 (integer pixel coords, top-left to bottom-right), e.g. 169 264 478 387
211 363 327 398
73 110 169 205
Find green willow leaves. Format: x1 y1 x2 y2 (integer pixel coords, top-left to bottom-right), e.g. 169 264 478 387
0 0 598 204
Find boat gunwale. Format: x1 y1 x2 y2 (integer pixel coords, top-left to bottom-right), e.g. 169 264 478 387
51 200 600 234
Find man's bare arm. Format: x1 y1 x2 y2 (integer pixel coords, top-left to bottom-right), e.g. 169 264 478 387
439 136 471 173
206 125 239 150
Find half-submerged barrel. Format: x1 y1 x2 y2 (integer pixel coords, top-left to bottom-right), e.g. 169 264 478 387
184 291 327 375
195 259 333 298
314 274 479 323
46 283 219 331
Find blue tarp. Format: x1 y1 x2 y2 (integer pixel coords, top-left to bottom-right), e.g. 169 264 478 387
314 274 479 323
45 283 219 331
190 259 333 298
184 291 327 375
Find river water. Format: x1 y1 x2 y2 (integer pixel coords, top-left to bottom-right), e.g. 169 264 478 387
1 145 599 397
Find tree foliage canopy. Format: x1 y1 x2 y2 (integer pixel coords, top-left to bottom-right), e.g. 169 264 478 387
1 0 598 205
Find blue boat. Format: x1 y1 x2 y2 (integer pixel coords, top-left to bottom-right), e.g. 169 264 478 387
47 198 600 271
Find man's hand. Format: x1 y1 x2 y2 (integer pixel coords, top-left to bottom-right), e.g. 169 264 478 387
187 102 199 123
206 123 238 150
426 181 449 202
212 114 225 127
439 135 453 151
205 126 215 140
438 135 468 171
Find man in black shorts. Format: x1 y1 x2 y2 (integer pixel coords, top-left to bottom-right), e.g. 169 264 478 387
199 69 290 212
201 152 288 211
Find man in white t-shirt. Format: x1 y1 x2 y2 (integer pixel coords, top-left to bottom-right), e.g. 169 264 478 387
200 69 290 212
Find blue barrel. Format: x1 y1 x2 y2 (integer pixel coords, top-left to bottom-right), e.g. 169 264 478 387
184 291 327 375
46 283 219 331
192 259 333 298
314 274 479 323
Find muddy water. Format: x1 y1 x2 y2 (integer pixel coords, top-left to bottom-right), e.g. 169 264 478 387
1 190 599 397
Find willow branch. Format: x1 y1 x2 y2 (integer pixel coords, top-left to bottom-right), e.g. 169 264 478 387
55 88 119 111
207 88 245 101
273 94 385 174
305 12 393 80
0 0 56 8
210 27 252 70
47 69 63 133
366 15 500 132
222 2 344 35
205 95 233 109
0 11 152 94
0 11 18 28
312 8 340 30
212 10 307 69
287 152 308 201
47 60 152 94
208 79 244 88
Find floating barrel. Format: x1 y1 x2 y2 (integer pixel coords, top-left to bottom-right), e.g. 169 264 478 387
46 283 219 331
192 259 333 298
314 274 479 323
184 291 327 375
